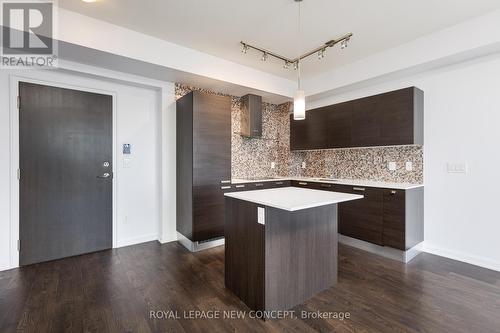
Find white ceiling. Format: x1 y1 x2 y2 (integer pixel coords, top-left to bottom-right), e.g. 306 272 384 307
59 0 500 80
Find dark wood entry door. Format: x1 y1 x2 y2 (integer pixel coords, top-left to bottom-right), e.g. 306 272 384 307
19 82 113 266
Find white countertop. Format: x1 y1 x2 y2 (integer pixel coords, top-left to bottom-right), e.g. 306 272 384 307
224 187 363 211
232 177 423 190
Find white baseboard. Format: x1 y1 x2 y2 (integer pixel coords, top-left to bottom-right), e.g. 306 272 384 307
115 233 159 248
0 263 12 272
158 232 178 244
422 243 500 272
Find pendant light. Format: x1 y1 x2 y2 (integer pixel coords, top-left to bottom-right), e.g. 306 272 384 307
293 0 306 120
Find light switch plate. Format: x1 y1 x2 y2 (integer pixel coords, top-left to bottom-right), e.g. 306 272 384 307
447 163 468 174
301 161 306 169
405 161 413 171
257 207 265 225
271 162 276 169
388 162 397 171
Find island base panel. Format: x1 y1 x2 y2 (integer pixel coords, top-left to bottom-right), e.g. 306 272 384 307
224 197 338 312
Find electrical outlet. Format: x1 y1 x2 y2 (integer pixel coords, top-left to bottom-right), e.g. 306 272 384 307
123 157 131 168
388 162 397 171
301 161 306 169
271 162 276 169
405 161 413 171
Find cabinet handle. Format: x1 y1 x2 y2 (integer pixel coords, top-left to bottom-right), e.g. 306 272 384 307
255 183 264 187
390 190 397 195
220 180 231 184
220 186 232 190
275 182 284 185
353 187 365 192
298 182 308 185
235 185 245 188
321 184 332 188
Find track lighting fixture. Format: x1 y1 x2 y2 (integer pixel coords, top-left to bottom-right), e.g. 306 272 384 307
239 0 353 120
239 31 352 68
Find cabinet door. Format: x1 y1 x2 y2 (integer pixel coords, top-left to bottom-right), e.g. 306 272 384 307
378 88 414 146
290 108 329 150
290 114 308 151
192 92 231 241
192 185 230 241
337 186 384 245
306 107 330 149
351 96 381 148
382 189 406 250
327 103 352 148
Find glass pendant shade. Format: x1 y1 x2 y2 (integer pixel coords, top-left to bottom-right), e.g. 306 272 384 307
293 90 306 120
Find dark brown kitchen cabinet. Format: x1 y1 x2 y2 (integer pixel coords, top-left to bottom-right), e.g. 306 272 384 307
289 181 424 250
336 185 384 246
290 87 423 150
290 107 330 150
383 187 424 250
328 102 352 148
350 96 380 147
176 91 231 242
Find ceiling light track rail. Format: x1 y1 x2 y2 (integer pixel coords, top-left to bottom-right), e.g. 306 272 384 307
240 32 353 67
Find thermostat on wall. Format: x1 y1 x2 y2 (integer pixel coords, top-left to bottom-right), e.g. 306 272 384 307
123 144 131 154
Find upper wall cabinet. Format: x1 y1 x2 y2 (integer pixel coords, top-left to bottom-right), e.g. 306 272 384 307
290 87 424 150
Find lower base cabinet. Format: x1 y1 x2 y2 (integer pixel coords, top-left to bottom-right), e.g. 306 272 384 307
336 185 384 246
291 181 424 251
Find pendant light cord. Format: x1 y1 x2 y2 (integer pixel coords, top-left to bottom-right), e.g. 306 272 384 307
297 1 301 90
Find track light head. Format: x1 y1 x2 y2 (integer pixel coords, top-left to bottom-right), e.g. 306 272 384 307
340 38 350 50
241 43 248 54
317 49 325 60
293 61 299 70
283 61 290 69
261 52 268 61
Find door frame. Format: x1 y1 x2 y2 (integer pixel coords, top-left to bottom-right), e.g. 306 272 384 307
10 75 118 267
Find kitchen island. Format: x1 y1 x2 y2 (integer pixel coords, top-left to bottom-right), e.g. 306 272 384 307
224 187 363 312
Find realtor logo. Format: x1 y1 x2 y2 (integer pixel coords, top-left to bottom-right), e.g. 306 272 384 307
1 0 58 68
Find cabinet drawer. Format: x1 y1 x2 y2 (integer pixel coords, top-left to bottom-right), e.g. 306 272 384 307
291 180 314 188
383 189 406 250
272 180 291 188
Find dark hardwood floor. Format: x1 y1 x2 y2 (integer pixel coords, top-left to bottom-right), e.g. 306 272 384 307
1 241 500 333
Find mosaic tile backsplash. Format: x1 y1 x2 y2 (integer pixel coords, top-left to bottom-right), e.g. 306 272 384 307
175 84 423 184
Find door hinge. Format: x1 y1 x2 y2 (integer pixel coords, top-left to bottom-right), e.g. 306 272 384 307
17 240 20 251
17 96 20 109
17 169 21 180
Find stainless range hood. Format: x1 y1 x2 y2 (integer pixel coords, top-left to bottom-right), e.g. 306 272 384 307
240 94 262 138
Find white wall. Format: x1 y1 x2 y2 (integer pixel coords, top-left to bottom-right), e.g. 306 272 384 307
56 8 296 98
0 67 175 271
307 53 500 271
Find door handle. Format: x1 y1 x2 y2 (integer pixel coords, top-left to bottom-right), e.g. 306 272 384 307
97 172 112 179
353 187 365 191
